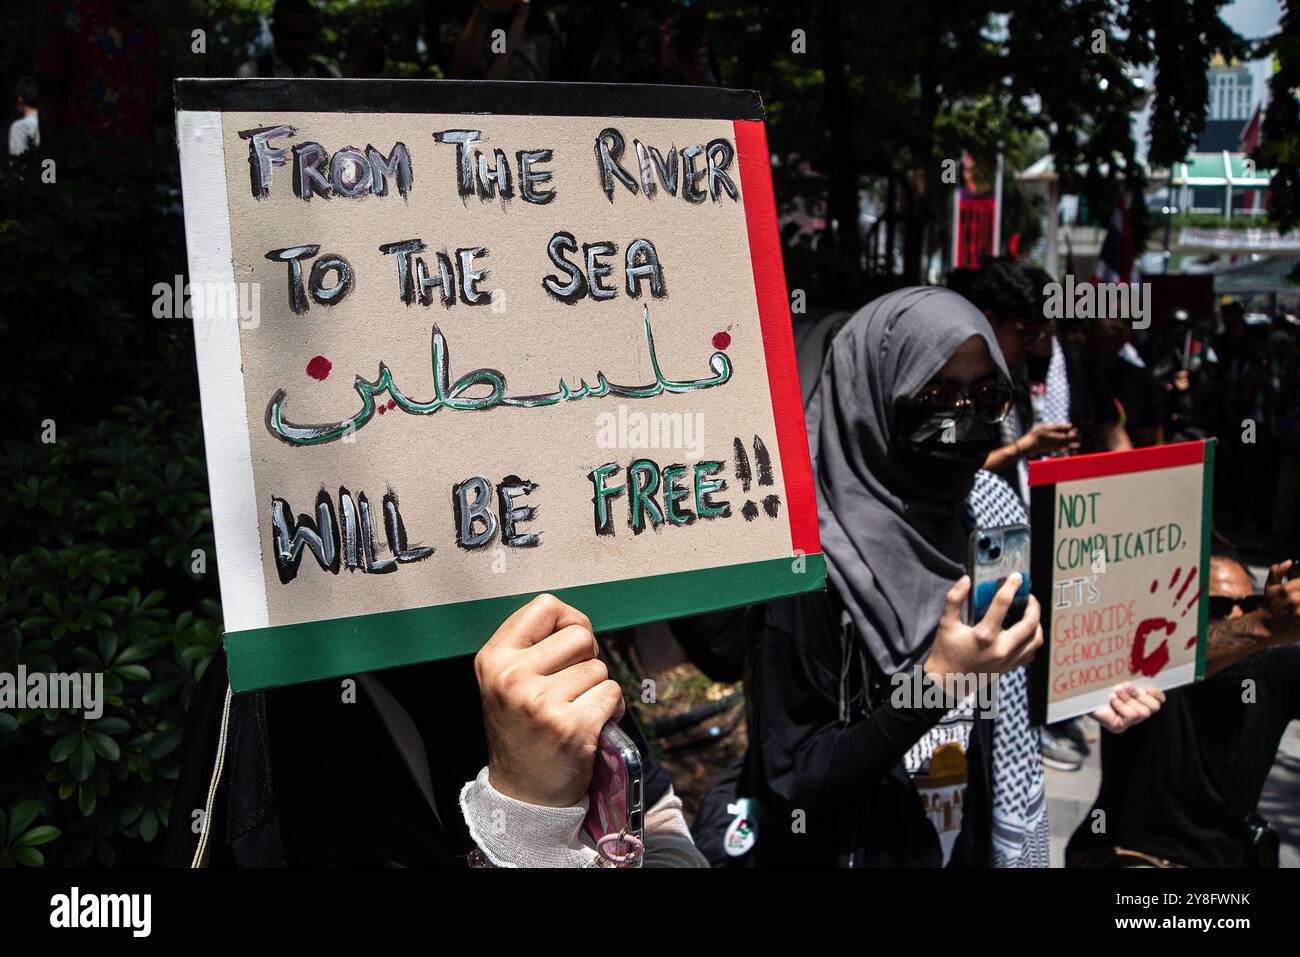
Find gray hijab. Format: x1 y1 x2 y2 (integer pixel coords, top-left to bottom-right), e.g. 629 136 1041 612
805 287 1010 674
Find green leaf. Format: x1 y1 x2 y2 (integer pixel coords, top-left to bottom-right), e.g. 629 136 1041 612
70 740 95 782
50 731 80 763
139 809 159 842
10 847 43 867
142 678 182 706
144 725 183 760
115 643 153 664
13 826 60 848
87 732 120 761
77 785 96 817
7 801 39 844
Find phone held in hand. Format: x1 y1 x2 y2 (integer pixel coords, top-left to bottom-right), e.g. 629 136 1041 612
968 524 1031 628
583 721 644 867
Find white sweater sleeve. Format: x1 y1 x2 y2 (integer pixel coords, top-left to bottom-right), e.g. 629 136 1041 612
459 767 707 868
459 767 601 868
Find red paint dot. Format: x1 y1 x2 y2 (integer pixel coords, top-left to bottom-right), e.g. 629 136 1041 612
387 399 397 410
306 355 332 381
712 331 732 350
377 405 386 415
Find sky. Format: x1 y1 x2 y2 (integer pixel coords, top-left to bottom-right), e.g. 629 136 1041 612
1220 0 1283 41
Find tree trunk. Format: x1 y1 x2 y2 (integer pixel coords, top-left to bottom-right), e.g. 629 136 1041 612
903 37 941 283
822 1 860 273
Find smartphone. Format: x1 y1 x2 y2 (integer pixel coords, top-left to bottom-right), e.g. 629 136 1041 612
968 524 1032 627
583 722 644 866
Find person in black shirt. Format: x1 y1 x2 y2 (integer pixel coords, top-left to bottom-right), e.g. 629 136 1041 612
1085 314 1165 447
1067 555 1300 867
974 264 1129 497
970 260 1081 487
1141 308 1211 443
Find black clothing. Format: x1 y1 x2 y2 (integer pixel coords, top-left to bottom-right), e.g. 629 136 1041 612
742 588 995 867
1103 358 1164 442
669 605 755 683
1064 349 1119 452
726 288 1009 868
1142 332 1209 439
1067 646 1300 867
1023 347 1119 454
165 647 670 867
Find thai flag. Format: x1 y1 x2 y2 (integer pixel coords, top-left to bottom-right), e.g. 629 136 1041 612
1092 199 1136 285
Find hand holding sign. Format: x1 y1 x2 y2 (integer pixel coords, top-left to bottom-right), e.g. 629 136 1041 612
1090 682 1166 734
475 594 624 808
923 574 1043 693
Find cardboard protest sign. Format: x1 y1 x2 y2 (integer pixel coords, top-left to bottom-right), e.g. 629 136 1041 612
1027 440 1215 723
173 79 823 692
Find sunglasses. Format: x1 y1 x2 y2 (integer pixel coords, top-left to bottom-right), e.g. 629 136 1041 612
1014 321 1052 343
904 381 1014 425
1207 594 1264 619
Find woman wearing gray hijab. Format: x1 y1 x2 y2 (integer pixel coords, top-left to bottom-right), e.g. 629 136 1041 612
730 287 1158 868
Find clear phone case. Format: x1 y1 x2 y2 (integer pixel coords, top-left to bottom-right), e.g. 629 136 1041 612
968 523 1031 627
583 721 644 866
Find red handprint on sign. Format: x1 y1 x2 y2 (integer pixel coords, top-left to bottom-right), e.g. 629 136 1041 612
1129 566 1200 678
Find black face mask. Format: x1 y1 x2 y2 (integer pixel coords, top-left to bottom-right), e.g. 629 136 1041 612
893 404 1003 498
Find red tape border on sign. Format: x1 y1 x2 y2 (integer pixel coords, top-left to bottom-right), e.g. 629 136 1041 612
733 118 820 557
1029 439 1206 487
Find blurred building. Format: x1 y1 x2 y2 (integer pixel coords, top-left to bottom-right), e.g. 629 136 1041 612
1019 54 1293 281
1206 59 1257 123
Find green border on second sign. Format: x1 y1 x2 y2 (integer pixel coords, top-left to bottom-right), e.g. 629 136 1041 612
1195 439 1217 680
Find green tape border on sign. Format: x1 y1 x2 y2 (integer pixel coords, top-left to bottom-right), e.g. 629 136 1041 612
224 553 825 691
1196 439 1217 680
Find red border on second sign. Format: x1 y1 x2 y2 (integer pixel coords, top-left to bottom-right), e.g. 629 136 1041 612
1028 438 1206 488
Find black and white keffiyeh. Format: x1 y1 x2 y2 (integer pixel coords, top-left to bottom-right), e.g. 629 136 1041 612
1038 337 1072 426
966 470 1050 869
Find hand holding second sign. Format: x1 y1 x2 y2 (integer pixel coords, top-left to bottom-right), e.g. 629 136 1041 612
1090 683 1166 734
475 594 625 808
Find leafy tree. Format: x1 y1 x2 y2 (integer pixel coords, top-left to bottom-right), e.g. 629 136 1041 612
1254 0 1300 234
0 135 222 866
708 0 1244 295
